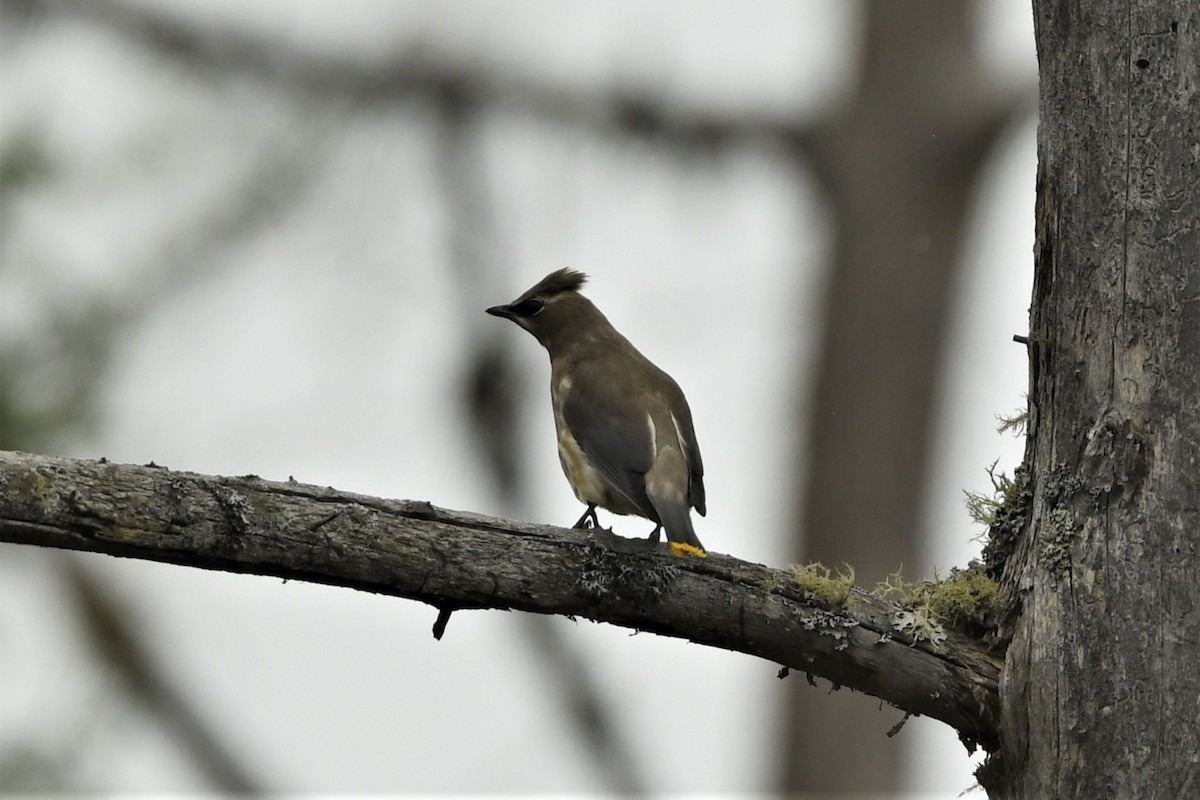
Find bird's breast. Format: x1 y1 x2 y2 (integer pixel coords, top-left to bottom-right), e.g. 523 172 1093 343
556 423 611 507
551 373 604 504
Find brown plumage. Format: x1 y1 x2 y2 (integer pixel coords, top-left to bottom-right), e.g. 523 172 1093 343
487 268 706 553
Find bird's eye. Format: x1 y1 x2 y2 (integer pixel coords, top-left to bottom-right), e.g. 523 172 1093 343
514 298 545 317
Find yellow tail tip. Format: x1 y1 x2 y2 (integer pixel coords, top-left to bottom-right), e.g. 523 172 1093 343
669 542 707 558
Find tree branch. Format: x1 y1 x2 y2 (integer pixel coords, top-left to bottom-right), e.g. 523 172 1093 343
59 555 265 792
16 0 795 150
0 450 1000 751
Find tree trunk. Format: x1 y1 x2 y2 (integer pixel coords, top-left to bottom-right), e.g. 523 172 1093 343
986 0 1200 795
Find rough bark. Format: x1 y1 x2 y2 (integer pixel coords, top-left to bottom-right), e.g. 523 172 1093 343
984 0 1200 795
0 450 1001 752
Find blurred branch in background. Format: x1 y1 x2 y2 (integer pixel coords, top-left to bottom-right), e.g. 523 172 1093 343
0 140 308 792
3 0 667 789
436 88 524 501
2 9 322 786
5 0 801 149
59 555 264 792
785 1 1030 792
434 87 648 793
0 119 320 455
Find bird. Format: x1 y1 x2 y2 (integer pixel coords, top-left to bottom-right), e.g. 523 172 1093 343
486 268 707 556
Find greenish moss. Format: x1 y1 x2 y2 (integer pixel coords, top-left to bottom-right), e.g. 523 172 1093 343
978 463 1033 576
791 562 855 607
995 407 1028 436
872 564 1002 642
871 567 915 602
921 568 1003 628
967 404 1038 578
966 459 1033 527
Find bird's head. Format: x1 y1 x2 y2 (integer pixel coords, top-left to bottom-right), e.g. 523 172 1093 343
486 268 596 350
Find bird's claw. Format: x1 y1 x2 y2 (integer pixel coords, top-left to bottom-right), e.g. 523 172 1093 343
573 504 602 530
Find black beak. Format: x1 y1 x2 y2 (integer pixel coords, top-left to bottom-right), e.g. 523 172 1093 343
486 304 514 319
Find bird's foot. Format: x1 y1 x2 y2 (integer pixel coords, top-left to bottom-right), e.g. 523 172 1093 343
573 504 601 530
646 524 663 544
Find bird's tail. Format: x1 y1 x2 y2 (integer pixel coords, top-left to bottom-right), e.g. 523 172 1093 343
650 494 705 554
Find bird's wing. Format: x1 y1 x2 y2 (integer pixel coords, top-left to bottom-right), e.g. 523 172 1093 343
561 357 656 516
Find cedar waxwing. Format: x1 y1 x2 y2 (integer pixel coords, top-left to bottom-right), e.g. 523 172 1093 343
487 268 707 556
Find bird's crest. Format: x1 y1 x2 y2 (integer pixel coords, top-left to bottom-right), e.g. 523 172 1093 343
528 268 588 298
